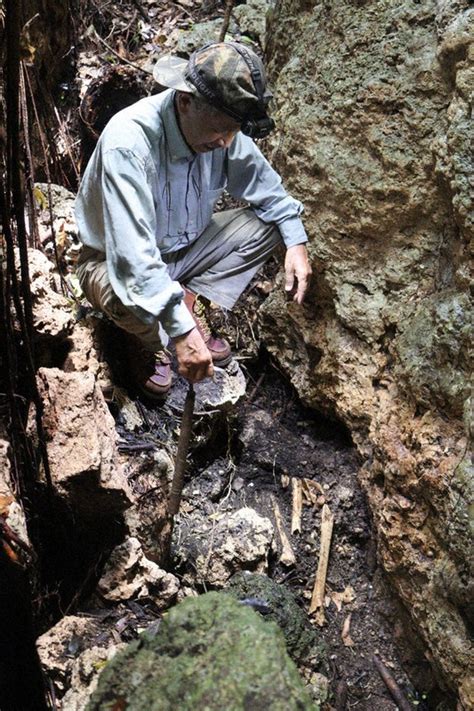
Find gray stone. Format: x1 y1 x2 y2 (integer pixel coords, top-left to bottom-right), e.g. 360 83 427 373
97 537 179 604
175 19 239 56
37 614 124 706
175 506 274 587
26 248 75 343
234 0 271 46
167 359 247 413
30 367 133 521
34 182 80 271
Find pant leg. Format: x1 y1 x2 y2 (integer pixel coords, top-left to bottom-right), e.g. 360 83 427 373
163 208 281 309
76 247 166 351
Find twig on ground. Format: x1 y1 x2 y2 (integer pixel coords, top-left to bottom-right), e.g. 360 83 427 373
309 503 334 624
372 655 413 711
92 27 153 74
246 371 265 404
271 494 296 566
291 477 302 534
219 0 235 42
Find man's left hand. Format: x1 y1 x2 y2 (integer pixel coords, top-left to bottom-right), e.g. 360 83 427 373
284 244 312 304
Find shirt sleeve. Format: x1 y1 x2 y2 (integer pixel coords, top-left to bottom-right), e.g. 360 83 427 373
100 147 196 338
225 134 309 248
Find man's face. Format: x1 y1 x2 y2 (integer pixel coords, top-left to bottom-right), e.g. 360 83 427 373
177 94 241 153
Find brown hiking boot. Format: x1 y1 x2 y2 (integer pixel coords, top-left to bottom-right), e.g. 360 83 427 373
183 288 232 367
126 336 172 400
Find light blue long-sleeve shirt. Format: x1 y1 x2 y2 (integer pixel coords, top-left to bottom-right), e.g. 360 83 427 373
75 89 308 337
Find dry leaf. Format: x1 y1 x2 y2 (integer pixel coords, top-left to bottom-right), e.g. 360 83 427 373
302 479 325 506
33 186 48 211
330 585 356 612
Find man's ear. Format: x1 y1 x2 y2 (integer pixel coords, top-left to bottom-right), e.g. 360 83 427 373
176 92 193 116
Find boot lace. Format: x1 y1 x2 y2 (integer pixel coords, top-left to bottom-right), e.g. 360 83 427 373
193 297 212 341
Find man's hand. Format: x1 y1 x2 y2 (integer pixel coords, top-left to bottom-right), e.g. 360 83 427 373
173 327 214 383
284 244 312 304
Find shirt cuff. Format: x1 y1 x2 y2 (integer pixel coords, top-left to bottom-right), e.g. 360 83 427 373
278 216 309 248
161 299 196 338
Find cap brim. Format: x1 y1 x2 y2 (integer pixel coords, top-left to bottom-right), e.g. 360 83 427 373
153 54 196 93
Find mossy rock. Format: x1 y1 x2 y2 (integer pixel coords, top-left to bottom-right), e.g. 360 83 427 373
86 592 317 711
227 571 324 664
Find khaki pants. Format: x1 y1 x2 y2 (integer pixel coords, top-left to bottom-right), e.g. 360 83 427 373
76 208 280 351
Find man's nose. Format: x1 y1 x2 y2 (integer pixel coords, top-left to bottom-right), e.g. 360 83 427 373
216 131 236 148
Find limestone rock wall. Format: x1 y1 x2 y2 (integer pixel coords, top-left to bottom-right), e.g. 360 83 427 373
261 0 473 703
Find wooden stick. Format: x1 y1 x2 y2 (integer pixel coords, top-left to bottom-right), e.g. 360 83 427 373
219 0 236 42
271 495 296 566
168 384 195 515
373 655 413 711
309 504 334 620
291 478 302 534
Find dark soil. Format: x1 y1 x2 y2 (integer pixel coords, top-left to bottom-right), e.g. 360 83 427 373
172 355 428 711
107 325 433 710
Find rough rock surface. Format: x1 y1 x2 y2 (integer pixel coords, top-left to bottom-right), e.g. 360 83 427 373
0 432 29 546
37 614 124 707
32 367 133 520
227 571 323 663
35 183 81 271
175 506 274 587
27 248 75 344
87 592 317 711
233 0 271 46
37 615 106 695
262 0 473 702
60 645 124 711
97 536 179 604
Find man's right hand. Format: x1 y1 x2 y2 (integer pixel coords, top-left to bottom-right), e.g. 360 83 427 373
173 327 214 383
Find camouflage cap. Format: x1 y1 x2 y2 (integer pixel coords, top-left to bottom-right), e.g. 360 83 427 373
153 42 273 122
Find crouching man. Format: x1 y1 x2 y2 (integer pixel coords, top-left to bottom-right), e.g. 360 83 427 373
75 41 311 399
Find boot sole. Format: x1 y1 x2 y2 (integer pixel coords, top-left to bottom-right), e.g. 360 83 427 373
212 353 233 368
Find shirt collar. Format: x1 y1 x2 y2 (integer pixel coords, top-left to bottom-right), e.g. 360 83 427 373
161 90 194 163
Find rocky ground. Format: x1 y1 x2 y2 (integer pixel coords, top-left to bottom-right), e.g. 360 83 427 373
33 265 435 709
3 0 468 708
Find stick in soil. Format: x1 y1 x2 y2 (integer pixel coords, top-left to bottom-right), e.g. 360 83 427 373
309 503 335 623
373 654 413 711
162 384 195 566
271 495 296 566
168 384 195 516
291 477 303 534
